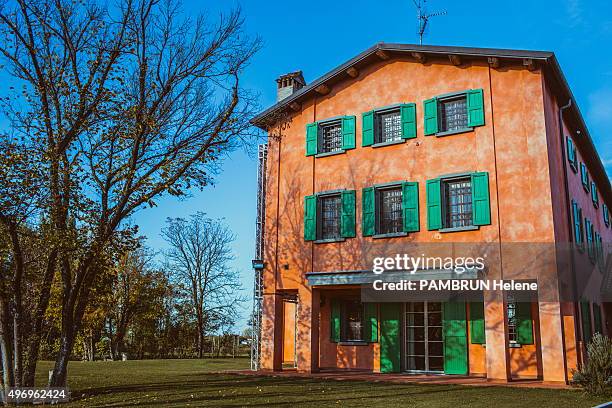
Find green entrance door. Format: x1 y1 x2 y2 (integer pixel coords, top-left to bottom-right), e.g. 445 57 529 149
442 302 468 375
380 303 401 373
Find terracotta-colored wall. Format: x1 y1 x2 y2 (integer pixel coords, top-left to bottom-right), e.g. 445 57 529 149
260 55 610 378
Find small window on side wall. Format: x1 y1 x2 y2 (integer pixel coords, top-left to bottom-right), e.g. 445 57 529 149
424 89 485 136
566 136 578 173
591 182 599 208
580 162 590 192
604 204 610 228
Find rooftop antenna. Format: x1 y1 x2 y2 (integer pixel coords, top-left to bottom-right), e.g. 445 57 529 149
413 0 447 45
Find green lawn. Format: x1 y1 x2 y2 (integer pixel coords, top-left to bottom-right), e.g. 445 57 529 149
30 359 608 407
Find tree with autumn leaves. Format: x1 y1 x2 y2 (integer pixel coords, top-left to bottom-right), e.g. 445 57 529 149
0 0 259 390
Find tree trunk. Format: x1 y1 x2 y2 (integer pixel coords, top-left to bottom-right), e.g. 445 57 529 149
49 329 75 387
0 300 15 391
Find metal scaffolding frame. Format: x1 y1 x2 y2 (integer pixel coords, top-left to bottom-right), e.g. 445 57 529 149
250 143 268 370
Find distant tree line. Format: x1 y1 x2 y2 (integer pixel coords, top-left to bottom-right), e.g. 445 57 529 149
0 0 260 394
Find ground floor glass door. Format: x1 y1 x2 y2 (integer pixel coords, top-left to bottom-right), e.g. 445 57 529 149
404 302 444 373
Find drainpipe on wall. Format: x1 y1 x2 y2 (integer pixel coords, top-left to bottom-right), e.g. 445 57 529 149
557 99 583 371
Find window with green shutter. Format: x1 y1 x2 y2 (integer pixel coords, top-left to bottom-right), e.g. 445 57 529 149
362 182 419 237
362 111 374 146
341 116 356 150
580 301 592 345
306 117 356 156
469 301 486 344
593 304 602 334
362 104 416 147
604 204 610 227
580 162 590 192
585 218 594 262
340 190 356 238
424 89 485 136
364 303 378 343
572 200 584 250
566 136 578 172
362 187 375 236
402 182 419 232
304 195 317 241
330 300 341 342
427 172 490 231
591 182 599 208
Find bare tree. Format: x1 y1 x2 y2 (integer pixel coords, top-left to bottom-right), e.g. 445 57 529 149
0 0 260 387
162 213 244 358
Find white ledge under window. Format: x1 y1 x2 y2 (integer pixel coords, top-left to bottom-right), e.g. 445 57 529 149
438 225 479 233
435 127 474 137
315 149 346 158
314 237 345 244
371 139 405 148
372 232 408 239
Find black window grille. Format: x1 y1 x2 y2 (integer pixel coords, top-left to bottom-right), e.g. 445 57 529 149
439 96 468 132
506 295 518 343
342 299 363 341
318 194 341 239
443 178 472 228
319 121 342 153
375 108 402 143
377 187 403 234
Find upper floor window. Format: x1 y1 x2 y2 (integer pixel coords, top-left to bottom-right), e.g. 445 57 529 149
426 172 491 231
439 95 468 133
604 204 610 228
443 177 473 228
362 104 416 147
319 120 342 154
572 200 584 250
305 116 356 157
424 89 485 136
580 162 590 192
362 182 419 237
375 108 402 143
566 136 578 173
319 194 342 240
304 190 356 242
377 186 403 234
591 182 599 208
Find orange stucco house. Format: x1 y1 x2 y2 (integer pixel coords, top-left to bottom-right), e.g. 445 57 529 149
250 43 611 383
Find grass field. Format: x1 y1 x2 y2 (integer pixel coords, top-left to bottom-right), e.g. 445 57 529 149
29 359 608 407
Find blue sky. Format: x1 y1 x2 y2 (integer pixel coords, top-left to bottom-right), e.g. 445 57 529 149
134 0 612 331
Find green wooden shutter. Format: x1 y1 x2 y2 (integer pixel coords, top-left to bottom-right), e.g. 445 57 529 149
443 302 468 375
593 304 602 334
572 200 583 246
469 301 485 344
364 303 378 342
471 172 491 226
516 302 534 345
304 195 317 241
591 183 598 207
426 179 442 230
380 303 401 373
362 111 374 147
566 136 577 171
306 122 318 156
330 300 341 342
603 204 609 227
580 301 592 345
423 97 439 135
466 89 485 127
341 116 356 150
341 190 356 238
362 187 375 236
402 182 419 232
581 163 589 190
586 219 594 260
400 103 417 139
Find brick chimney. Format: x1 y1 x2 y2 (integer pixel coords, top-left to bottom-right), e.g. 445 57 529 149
276 71 305 102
